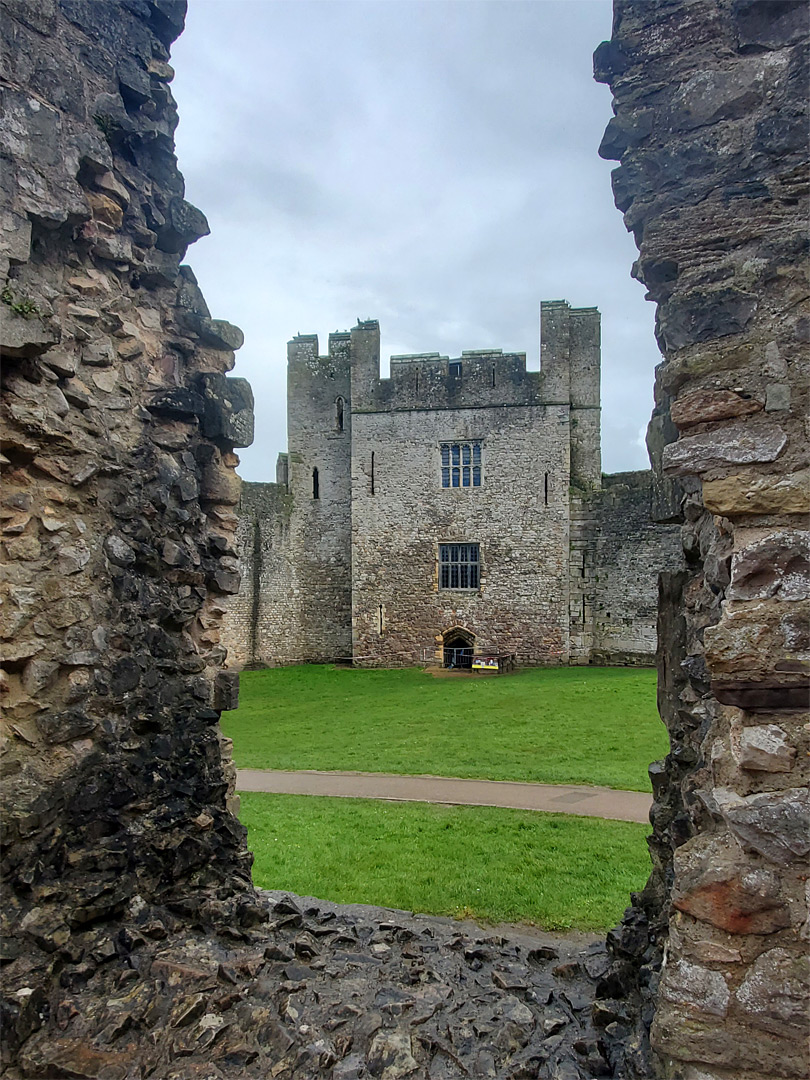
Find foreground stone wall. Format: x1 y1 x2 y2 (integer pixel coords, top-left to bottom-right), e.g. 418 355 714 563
0 0 264 1044
595 2 810 1076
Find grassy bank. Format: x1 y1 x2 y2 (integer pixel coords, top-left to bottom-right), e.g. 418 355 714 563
224 665 665 791
241 791 650 931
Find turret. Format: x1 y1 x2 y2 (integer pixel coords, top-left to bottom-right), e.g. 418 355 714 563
350 319 380 410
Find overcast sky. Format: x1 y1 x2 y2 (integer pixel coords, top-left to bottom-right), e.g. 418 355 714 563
171 0 658 483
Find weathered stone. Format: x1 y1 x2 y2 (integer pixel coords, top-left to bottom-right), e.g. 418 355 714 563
705 600 810 705
732 724 797 773
716 787 810 866
197 318 244 352
86 190 124 229
366 1028 419 1079
670 389 762 429
156 197 210 254
765 384 791 412
671 835 790 935
702 469 810 516
0 309 59 358
659 959 729 1018
736 949 810 1035
662 424 787 476
0 209 32 265
197 373 254 448
729 531 810 603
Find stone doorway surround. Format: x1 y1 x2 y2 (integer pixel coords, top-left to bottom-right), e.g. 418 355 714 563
441 625 476 668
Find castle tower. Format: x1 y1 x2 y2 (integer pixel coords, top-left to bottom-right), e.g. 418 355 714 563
286 331 353 659
540 300 601 489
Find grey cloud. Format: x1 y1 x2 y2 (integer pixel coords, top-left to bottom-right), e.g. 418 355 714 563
172 0 659 483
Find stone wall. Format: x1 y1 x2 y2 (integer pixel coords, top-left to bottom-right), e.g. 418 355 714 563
0 0 265 1051
595 2 810 1077
351 402 572 667
591 472 684 666
222 302 678 670
219 480 294 668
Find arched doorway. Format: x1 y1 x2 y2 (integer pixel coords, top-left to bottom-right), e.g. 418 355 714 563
442 626 475 669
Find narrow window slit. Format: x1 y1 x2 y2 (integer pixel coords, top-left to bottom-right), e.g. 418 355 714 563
544 472 549 505
371 452 375 495
378 605 384 634
335 397 344 432
312 467 319 500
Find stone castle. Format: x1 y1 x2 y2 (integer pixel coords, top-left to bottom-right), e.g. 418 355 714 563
2 1 807 1078
222 301 682 669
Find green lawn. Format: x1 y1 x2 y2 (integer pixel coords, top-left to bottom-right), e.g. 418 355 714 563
242 792 650 931
224 665 666 791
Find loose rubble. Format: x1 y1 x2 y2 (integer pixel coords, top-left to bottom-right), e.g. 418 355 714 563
3 891 619 1080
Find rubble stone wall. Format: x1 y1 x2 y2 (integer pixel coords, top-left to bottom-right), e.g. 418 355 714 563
591 472 684 666
595 1 810 1076
0 0 264 1044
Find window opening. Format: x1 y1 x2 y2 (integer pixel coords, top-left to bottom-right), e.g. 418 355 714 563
371 452 375 495
582 595 586 622
335 397 344 432
441 442 482 488
415 369 419 392
312 467 319 500
449 361 462 379
544 472 549 505
378 605 384 634
491 366 496 388
439 543 479 590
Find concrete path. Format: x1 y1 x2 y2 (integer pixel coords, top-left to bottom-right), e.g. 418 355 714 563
236 768 652 824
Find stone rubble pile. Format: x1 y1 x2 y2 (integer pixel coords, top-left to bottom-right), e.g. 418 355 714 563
5 892 620 1080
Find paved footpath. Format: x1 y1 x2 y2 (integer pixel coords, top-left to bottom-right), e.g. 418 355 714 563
236 768 652 824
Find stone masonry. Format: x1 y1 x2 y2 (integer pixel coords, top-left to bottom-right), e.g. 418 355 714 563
594 2 810 1077
2 2 809 1078
222 308 682 669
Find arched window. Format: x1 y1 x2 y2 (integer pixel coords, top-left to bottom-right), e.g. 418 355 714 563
335 397 344 432
312 467 319 500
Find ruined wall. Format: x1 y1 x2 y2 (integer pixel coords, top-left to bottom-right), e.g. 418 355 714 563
219 480 294 668
591 472 684 666
0 0 265 1046
595 2 810 1077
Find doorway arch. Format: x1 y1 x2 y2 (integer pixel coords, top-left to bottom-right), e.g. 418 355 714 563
442 626 475 669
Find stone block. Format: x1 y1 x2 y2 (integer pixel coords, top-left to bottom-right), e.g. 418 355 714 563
729 531 810 602
670 389 762 428
702 468 810 516
715 787 810 866
197 373 254 448
765 384 790 412
736 949 810 1036
662 424 787 476
671 835 790 934
658 959 729 1017
732 723 797 773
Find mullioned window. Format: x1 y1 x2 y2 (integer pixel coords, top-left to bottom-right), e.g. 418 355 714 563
439 544 480 589
441 442 481 488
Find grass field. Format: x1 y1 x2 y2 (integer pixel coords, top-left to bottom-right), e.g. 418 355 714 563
224 665 665 791
242 791 650 931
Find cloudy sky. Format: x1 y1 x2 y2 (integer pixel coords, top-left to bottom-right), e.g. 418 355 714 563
171 0 659 483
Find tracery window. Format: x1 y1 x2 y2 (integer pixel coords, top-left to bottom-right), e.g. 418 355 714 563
439 544 480 590
441 442 482 488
